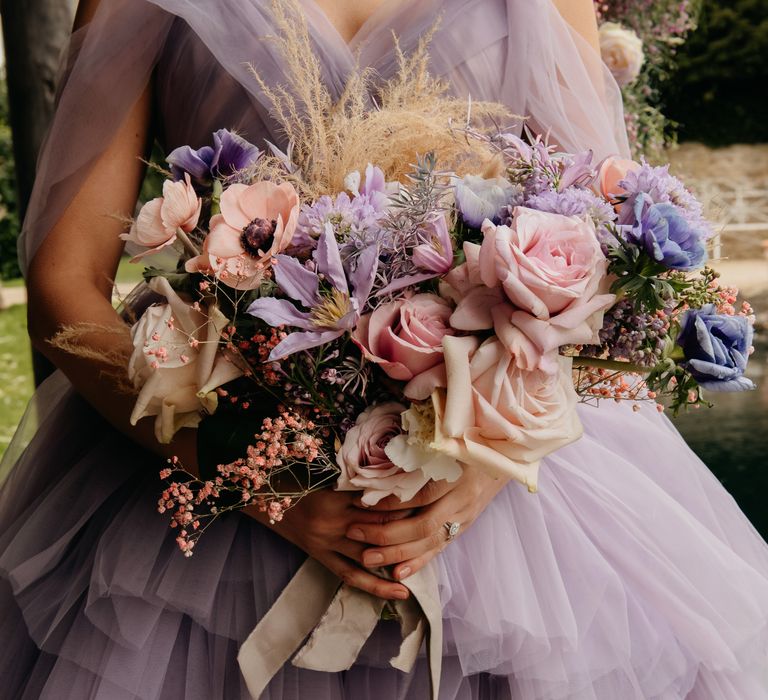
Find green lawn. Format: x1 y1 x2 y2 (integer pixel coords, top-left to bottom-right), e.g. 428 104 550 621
0 303 33 459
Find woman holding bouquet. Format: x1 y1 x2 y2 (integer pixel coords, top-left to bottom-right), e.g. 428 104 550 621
2 0 768 697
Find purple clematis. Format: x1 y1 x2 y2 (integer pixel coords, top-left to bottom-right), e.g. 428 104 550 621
167 129 261 187
247 224 378 360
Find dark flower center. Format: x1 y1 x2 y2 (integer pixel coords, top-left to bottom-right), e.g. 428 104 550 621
241 218 276 257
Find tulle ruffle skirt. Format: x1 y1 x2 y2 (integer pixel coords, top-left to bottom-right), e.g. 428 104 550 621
2 371 768 699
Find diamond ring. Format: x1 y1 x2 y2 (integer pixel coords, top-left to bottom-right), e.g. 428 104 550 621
443 521 461 541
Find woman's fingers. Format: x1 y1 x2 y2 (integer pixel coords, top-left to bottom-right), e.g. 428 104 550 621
347 508 443 547
392 547 441 581
360 526 447 568
319 551 410 600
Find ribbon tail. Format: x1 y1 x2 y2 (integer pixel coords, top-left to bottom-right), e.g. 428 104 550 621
392 562 444 700
292 582 386 671
237 558 341 700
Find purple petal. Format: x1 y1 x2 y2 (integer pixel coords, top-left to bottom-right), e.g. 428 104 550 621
314 223 348 292
246 297 314 329
270 329 344 360
167 145 215 182
273 255 321 307
376 271 437 296
362 163 386 195
350 243 378 303
211 129 261 176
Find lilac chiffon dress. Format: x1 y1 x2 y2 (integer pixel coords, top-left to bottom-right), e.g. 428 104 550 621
3 0 768 698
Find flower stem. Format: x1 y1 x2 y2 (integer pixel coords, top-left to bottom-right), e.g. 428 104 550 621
176 227 201 257
571 356 648 374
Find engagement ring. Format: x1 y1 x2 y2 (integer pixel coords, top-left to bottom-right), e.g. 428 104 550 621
444 521 461 541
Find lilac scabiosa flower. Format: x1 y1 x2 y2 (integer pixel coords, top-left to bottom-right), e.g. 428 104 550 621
619 193 707 271
618 161 713 238
677 304 755 392
525 187 616 232
246 224 378 360
295 165 388 250
453 175 521 228
167 129 261 187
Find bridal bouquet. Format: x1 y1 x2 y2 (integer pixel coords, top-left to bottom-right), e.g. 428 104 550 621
124 124 755 556
110 0 755 553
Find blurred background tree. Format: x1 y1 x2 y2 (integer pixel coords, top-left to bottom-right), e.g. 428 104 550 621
0 74 19 280
662 0 768 146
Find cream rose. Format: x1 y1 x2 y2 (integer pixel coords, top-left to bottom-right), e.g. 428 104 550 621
596 155 641 201
336 402 456 505
599 22 644 87
128 276 243 443
428 335 583 492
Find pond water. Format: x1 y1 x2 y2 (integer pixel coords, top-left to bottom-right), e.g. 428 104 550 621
671 321 768 537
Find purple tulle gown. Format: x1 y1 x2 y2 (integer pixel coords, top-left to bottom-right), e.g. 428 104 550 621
3 0 768 698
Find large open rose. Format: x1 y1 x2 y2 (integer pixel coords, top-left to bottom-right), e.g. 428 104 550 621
478 209 615 354
128 277 243 443
418 336 583 492
353 294 455 392
335 402 459 505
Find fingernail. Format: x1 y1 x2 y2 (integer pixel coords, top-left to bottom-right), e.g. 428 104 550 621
364 552 384 565
348 528 365 541
393 589 409 600
398 566 411 580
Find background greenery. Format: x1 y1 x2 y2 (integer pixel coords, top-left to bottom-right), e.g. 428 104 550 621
662 0 768 145
0 73 21 280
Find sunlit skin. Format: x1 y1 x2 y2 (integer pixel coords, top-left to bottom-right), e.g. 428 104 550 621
26 0 601 600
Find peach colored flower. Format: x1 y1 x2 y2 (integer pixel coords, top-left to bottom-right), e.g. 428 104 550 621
336 402 454 505
427 335 582 492
121 174 201 259
477 209 615 355
128 277 243 443
353 294 454 393
185 180 299 290
596 156 641 201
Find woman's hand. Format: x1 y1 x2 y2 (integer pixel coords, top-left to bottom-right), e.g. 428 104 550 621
246 489 415 600
346 465 510 581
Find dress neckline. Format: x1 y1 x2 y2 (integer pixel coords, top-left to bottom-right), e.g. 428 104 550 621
300 0 405 50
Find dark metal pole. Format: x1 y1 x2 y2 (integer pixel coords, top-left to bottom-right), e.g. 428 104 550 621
1 0 75 385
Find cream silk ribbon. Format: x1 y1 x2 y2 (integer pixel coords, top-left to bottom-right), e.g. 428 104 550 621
237 558 443 699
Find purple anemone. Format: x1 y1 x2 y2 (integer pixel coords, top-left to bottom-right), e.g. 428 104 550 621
247 224 378 360
167 129 261 187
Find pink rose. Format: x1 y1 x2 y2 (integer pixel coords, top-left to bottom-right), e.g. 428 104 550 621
335 402 451 505
428 335 583 492
477 209 615 354
185 180 299 290
353 294 455 391
121 174 201 259
596 156 641 201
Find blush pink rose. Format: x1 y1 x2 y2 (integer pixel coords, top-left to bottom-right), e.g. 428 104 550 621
185 180 299 290
121 174 201 259
478 209 615 354
335 402 443 505
353 293 455 390
596 156 641 201
428 335 583 492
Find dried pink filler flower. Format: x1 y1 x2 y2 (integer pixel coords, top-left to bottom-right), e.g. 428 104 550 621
158 411 334 556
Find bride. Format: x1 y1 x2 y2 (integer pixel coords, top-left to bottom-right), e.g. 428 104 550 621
2 0 768 697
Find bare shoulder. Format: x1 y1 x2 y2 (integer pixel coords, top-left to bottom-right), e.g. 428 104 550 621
551 0 600 53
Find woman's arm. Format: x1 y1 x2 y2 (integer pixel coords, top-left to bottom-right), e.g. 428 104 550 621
25 0 411 601
552 0 600 54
